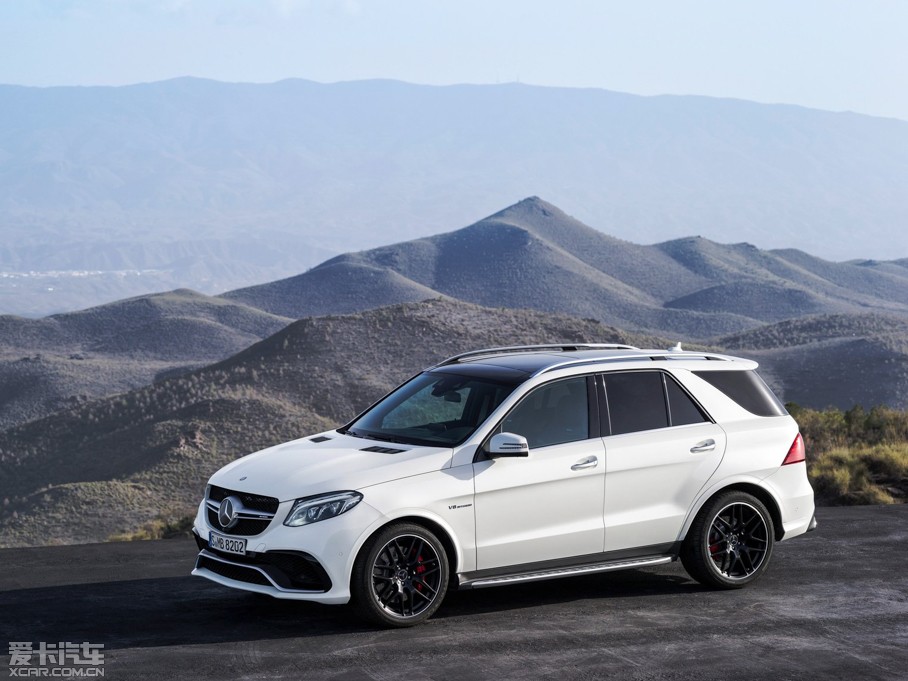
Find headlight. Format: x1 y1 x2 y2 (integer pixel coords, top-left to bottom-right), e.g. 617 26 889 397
284 491 363 527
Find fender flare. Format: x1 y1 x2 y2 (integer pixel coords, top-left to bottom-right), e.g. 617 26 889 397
343 507 465 584
677 475 784 542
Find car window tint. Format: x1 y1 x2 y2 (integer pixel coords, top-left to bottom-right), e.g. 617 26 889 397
693 370 788 417
665 375 709 426
605 372 668 435
502 377 589 449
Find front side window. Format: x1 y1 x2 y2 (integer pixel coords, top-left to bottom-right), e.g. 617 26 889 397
501 376 590 449
343 371 518 447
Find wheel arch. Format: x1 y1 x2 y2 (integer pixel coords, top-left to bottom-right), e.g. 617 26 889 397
349 513 461 589
682 481 785 542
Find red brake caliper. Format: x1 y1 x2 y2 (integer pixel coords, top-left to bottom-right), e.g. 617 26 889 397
709 530 720 556
415 555 426 591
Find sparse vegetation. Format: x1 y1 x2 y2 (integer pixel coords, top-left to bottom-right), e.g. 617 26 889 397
109 514 195 541
789 403 908 505
720 314 908 352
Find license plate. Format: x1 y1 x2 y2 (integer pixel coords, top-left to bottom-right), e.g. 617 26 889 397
209 531 246 555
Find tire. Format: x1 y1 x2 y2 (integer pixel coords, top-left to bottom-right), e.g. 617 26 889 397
681 491 775 589
351 523 449 627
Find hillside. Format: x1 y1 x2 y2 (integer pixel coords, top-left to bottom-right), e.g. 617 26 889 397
225 197 908 339
2 299 907 547
715 314 908 410
0 299 660 547
3 78 908 315
0 289 291 429
6 197 908 438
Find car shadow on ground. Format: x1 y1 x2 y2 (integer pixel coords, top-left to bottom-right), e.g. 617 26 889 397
438 565 701 619
0 566 706 650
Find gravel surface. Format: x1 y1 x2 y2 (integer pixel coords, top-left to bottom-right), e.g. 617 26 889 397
1 505 906 680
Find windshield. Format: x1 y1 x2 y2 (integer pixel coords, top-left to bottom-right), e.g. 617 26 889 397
341 371 519 447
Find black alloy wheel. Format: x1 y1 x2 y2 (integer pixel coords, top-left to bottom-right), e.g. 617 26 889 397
681 491 775 589
352 523 449 627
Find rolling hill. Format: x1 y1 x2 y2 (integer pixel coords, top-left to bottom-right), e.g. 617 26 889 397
3 78 908 315
1 298 906 547
0 289 291 429
0 299 660 547
225 197 908 339
717 314 908 410
6 197 907 439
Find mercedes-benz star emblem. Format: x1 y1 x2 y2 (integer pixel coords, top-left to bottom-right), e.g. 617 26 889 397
217 495 243 529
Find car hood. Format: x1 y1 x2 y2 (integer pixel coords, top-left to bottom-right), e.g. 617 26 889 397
208 432 453 502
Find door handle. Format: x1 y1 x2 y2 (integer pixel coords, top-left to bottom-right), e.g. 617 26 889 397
571 456 599 471
690 439 716 453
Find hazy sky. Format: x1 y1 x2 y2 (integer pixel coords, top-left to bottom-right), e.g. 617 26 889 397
1 0 906 120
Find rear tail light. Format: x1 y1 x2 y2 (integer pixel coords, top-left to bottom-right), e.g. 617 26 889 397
782 433 805 465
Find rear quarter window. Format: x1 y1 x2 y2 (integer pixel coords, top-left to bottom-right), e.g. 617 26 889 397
692 370 787 417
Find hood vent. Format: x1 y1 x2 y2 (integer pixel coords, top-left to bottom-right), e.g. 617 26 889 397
360 445 405 454
310 436 333 443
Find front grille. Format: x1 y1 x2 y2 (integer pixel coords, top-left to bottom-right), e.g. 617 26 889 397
206 485 280 536
209 485 279 513
205 510 273 536
198 549 331 592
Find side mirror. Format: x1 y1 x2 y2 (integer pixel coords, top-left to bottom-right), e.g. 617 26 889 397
489 432 530 457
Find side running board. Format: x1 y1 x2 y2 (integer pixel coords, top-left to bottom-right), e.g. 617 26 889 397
459 555 673 590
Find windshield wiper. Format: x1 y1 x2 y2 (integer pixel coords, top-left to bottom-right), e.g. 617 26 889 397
361 432 411 444
343 428 439 447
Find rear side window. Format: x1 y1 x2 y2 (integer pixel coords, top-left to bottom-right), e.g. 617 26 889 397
605 372 668 435
604 371 709 435
693 370 787 417
664 375 710 426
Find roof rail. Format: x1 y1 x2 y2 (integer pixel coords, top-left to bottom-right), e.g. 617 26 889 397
532 352 733 376
434 343 639 367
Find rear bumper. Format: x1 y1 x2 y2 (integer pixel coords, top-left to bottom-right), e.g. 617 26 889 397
763 462 816 540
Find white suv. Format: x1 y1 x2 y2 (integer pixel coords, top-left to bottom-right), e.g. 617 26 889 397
191 344 816 627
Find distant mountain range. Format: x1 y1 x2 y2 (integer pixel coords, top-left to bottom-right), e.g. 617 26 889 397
2 196 907 434
225 197 908 339
3 78 908 315
2 197 908 546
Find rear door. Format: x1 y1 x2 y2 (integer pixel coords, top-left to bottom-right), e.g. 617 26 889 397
600 370 726 552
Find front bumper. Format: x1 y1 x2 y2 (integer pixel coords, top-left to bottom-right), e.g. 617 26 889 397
191 496 384 605
194 544 332 591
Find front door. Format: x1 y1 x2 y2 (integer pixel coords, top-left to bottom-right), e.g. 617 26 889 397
473 376 606 569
